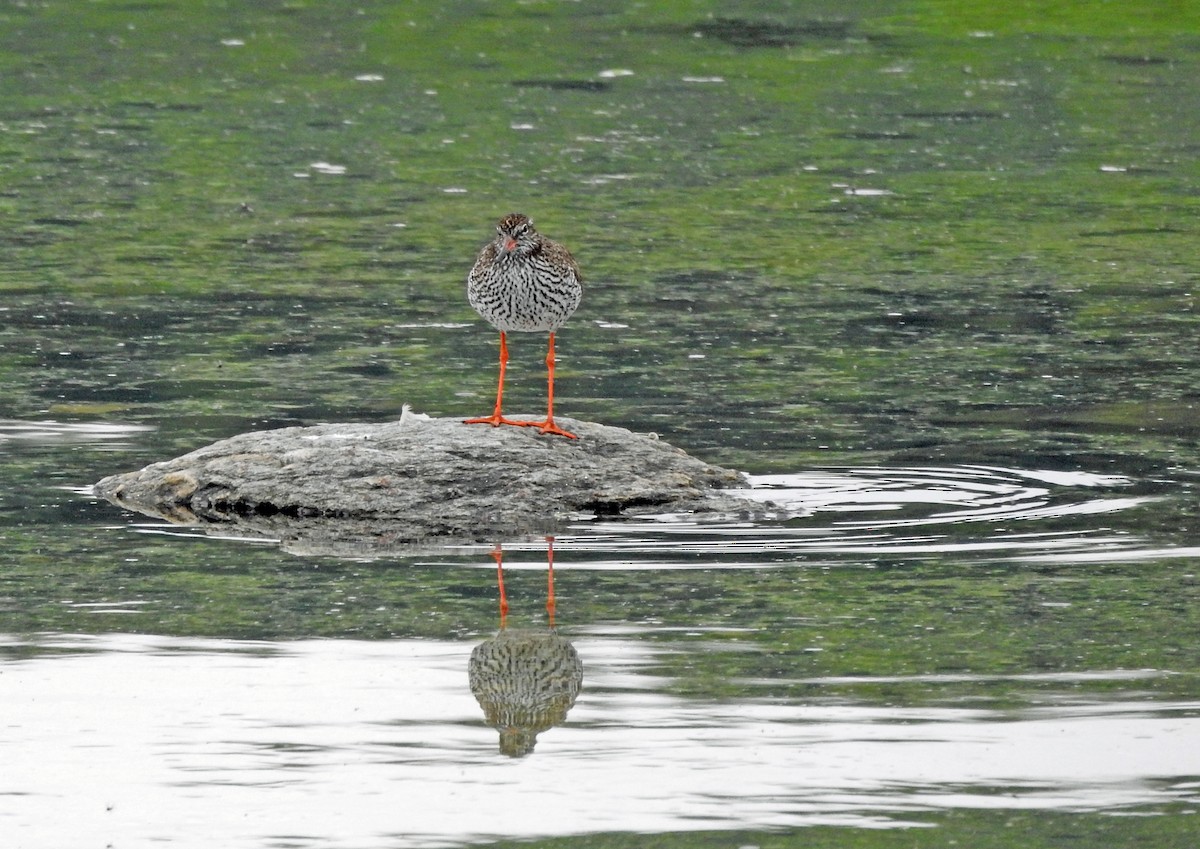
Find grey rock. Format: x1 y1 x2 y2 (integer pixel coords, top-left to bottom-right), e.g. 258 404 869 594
93 416 771 550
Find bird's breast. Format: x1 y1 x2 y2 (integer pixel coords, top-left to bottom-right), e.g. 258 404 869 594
467 254 581 332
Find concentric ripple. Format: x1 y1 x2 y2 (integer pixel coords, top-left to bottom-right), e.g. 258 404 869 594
117 464 1191 567
529 465 1176 567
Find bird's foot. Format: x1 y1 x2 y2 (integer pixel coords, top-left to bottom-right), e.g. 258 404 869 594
463 414 534 429
463 415 577 439
526 419 578 439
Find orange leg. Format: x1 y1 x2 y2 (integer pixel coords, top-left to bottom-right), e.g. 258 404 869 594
491 544 509 627
529 333 577 439
545 536 557 627
465 332 531 429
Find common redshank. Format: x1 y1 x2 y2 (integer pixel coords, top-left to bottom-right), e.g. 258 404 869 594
464 213 583 439
469 539 583 757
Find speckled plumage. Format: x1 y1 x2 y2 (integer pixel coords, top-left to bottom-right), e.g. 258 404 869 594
467 213 582 332
463 213 583 438
469 629 584 757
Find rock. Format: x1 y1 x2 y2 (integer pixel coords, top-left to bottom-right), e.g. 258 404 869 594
93 415 771 550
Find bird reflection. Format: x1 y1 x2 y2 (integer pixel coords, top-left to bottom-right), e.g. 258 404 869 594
468 537 584 757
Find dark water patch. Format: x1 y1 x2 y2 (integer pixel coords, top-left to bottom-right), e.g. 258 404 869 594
0 231 60 249
1079 226 1187 237
25 154 95 168
31 216 89 227
946 401 1200 440
246 339 316 357
116 100 206 112
842 291 1071 339
1102 54 1174 66
335 362 393 377
511 79 611 92
689 17 856 48
95 122 153 133
0 303 168 332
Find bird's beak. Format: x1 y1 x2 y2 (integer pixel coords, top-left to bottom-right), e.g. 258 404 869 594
503 237 518 252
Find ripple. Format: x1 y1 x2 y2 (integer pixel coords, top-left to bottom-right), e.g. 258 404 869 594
113 464 1180 567
2 635 1195 849
531 465 1167 567
0 418 154 445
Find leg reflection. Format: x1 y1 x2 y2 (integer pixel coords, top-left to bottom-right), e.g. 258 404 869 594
491 544 508 625
468 537 584 757
546 536 556 628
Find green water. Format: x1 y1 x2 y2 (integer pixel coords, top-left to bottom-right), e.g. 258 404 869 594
2 1 1199 847
4 0 1198 465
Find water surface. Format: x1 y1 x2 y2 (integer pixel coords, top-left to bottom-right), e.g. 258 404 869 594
2 1 1199 847
4 632 1196 849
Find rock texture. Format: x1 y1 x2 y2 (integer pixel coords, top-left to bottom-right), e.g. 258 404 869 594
93 415 768 549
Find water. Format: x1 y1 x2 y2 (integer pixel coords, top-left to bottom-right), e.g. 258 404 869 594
5 445 1198 846
2 1 1200 847
4 634 1195 849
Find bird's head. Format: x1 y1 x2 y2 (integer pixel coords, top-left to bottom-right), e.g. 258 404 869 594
495 212 538 256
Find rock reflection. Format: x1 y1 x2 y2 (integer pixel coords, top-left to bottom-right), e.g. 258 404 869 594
468 538 583 757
